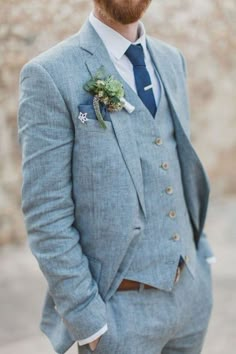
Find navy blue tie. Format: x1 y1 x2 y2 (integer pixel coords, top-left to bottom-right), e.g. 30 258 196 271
125 44 157 117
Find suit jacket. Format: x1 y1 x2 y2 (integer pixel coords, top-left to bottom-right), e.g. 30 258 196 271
17 19 214 354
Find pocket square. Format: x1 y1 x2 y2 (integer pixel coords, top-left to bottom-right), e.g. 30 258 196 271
78 104 111 123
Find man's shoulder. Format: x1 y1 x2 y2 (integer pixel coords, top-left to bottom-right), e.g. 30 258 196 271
147 35 186 76
19 29 85 80
147 35 182 58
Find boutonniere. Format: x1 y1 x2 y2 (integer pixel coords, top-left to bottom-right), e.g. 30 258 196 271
84 66 135 129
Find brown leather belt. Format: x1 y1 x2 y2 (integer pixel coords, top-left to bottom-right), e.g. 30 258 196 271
117 259 185 291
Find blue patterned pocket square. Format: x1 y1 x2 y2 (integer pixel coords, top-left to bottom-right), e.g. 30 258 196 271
78 104 111 123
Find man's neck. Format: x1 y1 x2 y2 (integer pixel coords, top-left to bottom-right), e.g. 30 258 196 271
93 8 139 42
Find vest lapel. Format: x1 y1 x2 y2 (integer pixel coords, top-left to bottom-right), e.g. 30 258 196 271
146 37 210 240
79 20 147 218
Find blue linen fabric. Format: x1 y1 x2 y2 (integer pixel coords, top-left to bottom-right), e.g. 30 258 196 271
79 249 213 354
122 71 199 290
17 19 215 354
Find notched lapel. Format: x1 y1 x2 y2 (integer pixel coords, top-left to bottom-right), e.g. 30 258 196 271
109 109 147 218
146 36 190 138
82 33 147 218
146 37 210 238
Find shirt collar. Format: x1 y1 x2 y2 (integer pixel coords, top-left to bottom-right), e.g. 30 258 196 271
89 11 148 60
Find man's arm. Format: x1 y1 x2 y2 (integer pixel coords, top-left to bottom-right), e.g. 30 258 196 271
17 60 107 342
178 49 188 79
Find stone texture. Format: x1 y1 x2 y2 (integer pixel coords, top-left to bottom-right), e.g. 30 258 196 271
0 0 235 244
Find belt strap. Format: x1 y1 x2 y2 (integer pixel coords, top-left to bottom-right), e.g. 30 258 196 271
117 259 185 291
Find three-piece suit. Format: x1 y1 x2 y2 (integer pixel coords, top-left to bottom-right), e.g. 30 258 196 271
17 18 215 354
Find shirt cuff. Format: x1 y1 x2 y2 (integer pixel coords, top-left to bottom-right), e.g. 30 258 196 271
206 256 217 264
77 323 108 346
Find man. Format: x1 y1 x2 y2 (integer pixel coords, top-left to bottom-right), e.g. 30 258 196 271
17 0 216 353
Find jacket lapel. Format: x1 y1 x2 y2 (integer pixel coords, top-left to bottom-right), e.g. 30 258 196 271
147 37 210 239
146 36 190 137
79 20 147 218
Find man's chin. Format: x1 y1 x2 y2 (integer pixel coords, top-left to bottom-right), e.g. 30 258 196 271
94 0 151 25
116 18 141 25
97 11 140 26
110 13 144 25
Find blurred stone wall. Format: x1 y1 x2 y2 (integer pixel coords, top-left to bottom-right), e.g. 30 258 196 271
0 0 235 244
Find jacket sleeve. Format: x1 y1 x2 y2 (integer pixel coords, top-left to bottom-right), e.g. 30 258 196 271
17 60 107 341
178 49 188 79
78 323 108 346
198 231 216 261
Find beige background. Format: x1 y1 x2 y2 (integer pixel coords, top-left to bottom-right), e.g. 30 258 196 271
0 0 235 353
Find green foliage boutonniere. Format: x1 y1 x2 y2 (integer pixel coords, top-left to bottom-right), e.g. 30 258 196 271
84 66 134 129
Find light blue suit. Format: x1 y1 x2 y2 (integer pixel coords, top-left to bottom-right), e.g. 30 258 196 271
17 19 215 354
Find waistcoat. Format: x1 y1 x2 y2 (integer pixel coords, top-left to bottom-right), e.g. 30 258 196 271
124 72 198 291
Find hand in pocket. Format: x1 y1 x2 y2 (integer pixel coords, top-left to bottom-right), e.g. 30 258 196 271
89 335 102 352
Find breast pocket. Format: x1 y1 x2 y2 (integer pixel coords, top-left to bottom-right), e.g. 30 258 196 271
74 102 123 179
78 103 113 132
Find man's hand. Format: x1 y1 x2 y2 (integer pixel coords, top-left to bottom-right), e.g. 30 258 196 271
88 335 102 351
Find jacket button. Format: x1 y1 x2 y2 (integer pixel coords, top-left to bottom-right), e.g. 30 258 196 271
168 210 176 219
165 186 174 195
154 137 163 145
172 233 180 241
161 162 169 170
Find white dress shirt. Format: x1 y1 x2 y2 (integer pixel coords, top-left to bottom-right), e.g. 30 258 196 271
78 11 216 347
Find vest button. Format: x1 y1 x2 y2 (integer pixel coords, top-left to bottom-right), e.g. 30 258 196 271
154 137 163 145
161 162 169 170
172 233 180 241
168 210 176 219
165 186 174 195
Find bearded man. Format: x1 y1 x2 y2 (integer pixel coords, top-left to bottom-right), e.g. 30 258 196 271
17 0 216 353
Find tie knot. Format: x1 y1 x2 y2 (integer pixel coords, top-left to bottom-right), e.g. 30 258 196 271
125 44 145 67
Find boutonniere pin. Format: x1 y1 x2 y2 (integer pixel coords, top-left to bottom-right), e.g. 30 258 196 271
84 66 135 129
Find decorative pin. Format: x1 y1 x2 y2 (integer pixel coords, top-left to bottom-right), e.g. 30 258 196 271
144 84 153 91
78 112 89 124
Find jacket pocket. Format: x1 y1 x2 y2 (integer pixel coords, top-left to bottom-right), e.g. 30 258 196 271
78 104 111 122
77 104 113 132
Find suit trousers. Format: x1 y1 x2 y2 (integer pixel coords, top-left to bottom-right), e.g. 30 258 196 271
78 250 213 354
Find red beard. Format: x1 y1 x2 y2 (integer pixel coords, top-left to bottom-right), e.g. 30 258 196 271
94 0 152 24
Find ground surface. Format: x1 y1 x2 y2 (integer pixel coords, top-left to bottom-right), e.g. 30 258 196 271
0 197 235 353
